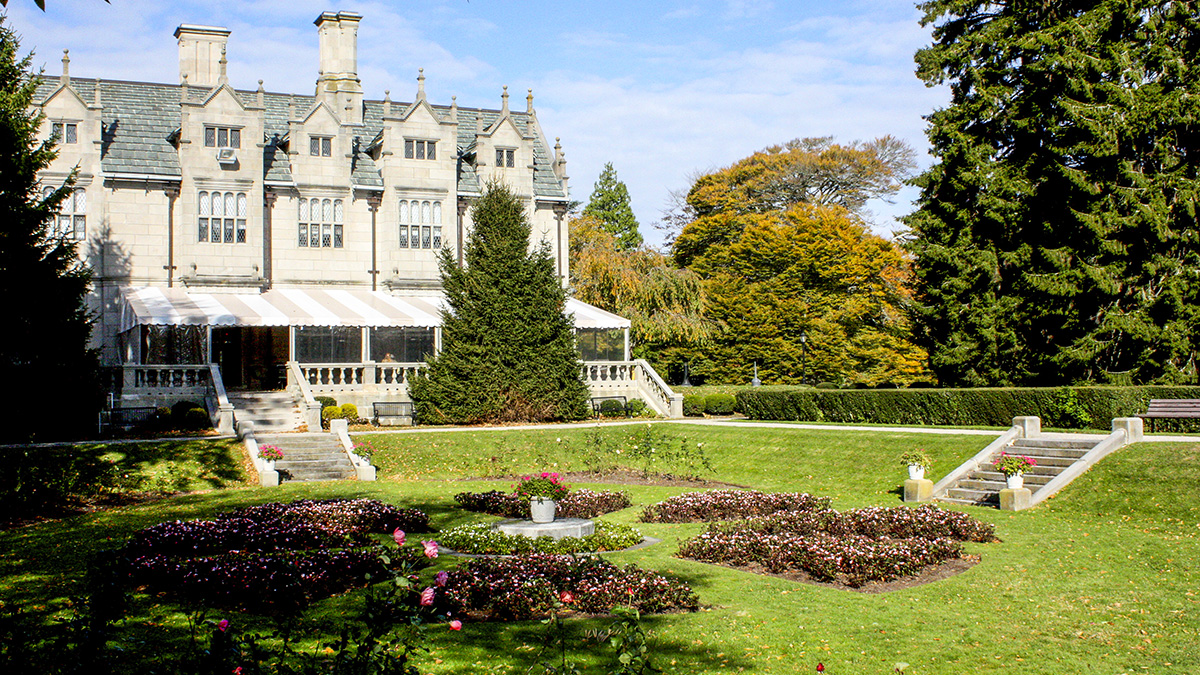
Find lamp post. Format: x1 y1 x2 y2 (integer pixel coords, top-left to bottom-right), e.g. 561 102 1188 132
751 360 761 387
799 331 808 385
682 360 692 387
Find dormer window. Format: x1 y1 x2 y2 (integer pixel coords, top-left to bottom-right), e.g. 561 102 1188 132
404 139 436 160
496 148 515 168
310 136 333 157
204 126 241 148
51 122 77 144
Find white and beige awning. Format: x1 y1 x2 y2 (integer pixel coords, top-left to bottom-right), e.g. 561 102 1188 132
119 287 630 333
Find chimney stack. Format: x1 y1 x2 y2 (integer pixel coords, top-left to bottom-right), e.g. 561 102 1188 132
174 24 231 88
315 11 363 125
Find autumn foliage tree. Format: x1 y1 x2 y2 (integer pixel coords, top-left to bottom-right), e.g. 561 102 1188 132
671 137 928 386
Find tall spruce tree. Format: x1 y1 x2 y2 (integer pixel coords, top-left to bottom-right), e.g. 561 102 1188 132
409 182 590 423
0 16 98 441
906 1 1200 386
582 162 643 250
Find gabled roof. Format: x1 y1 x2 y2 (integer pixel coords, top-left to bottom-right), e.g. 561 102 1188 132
35 76 567 199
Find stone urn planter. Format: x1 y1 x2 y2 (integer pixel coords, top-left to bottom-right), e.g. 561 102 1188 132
907 464 926 480
1005 473 1024 490
530 497 557 523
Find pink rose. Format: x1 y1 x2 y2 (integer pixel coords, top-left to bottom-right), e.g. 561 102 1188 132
449 619 462 630
559 591 574 604
420 587 435 606
217 619 229 632
423 540 439 558
393 528 406 546
436 571 448 587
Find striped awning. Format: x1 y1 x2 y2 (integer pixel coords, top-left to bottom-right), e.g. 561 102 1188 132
119 287 630 332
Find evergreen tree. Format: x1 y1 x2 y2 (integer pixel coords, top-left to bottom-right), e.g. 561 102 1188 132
0 16 98 441
907 1 1200 386
582 162 642 250
410 182 590 424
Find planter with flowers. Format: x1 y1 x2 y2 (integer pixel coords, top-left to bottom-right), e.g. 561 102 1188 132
515 473 570 523
258 444 284 472
993 452 1036 489
899 450 932 480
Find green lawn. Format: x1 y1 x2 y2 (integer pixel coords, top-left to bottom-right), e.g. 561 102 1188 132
1 424 1197 674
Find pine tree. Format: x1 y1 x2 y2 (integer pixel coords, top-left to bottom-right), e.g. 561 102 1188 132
582 162 642 250
0 16 98 441
409 182 590 423
907 1 1200 386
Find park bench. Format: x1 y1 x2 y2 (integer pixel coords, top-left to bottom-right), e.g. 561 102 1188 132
373 401 415 426
100 406 158 435
1138 399 1200 433
590 396 629 418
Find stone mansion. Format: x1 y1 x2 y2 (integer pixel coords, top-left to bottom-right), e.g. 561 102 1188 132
33 12 680 426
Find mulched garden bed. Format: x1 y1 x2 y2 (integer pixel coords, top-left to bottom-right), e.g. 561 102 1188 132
715 553 981 594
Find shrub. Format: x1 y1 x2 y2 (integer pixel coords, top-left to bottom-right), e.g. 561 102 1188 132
455 488 631 519
437 520 644 555
815 382 839 390
223 498 432 535
315 396 338 409
598 399 627 417
704 393 736 415
627 398 647 416
171 400 201 421
682 395 705 416
321 405 340 421
640 490 832 523
340 403 359 421
182 407 210 430
437 554 699 620
735 385 1200 431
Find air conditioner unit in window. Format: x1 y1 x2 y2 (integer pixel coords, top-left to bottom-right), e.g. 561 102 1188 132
216 148 238 164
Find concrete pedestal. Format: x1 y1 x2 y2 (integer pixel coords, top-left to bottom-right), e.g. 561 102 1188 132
1000 487 1032 511
496 518 595 541
903 478 933 502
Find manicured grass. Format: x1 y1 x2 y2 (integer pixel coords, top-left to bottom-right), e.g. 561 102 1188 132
1 425 1197 674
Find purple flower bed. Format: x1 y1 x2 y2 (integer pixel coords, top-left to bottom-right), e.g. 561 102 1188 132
640 489 833 523
436 554 699 620
121 498 432 611
676 504 993 587
454 489 632 519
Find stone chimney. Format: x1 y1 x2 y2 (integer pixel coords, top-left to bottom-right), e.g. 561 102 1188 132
314 11 363 125
174 24 231 88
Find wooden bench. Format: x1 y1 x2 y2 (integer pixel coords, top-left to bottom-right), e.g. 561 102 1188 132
100 406 159 435
1139 399 1200 433
590 396 629 418
373 401 415 426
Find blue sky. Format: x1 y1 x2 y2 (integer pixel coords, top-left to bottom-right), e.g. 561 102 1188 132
6 0 948 248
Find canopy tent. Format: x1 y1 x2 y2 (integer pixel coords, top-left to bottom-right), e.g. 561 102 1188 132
118 287 630 333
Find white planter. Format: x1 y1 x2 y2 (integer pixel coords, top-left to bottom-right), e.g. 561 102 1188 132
263 459 277 473
1006 473 1024 490
530 497 557 523
907 465 926 480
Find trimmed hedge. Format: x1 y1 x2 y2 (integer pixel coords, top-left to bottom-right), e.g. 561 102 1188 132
683 395 705 417
704 393 736 415
735 386 1200 431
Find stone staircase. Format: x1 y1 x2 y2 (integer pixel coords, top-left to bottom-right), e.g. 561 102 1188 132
228 391 306 433
938 437 1096 507
257 432 357 482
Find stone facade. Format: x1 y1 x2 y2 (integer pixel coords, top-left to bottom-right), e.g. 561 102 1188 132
33 11 573 367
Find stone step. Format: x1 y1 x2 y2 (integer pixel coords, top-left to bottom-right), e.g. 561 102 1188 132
969 470 1054 485
1011 438 1095 450
1003 446 1090 459
943 488 1000 505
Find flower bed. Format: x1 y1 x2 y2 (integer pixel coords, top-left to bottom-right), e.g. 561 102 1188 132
437 521 644 555
122 498 432 611
676 504 995 587
455 488 632 519
640 489 832 523
436 554 699 620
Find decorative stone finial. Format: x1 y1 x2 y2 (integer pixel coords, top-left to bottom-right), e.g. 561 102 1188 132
257 80 265 107
218 45 228 84
181 73 189 101
526 88 534 114
416 68 426 100
501 85 509 114
61 49 70 85
449 95 457 122
287 94 295 120
383 90 391 116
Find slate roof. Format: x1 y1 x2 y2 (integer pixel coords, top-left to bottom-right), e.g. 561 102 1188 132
34 76 567 199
